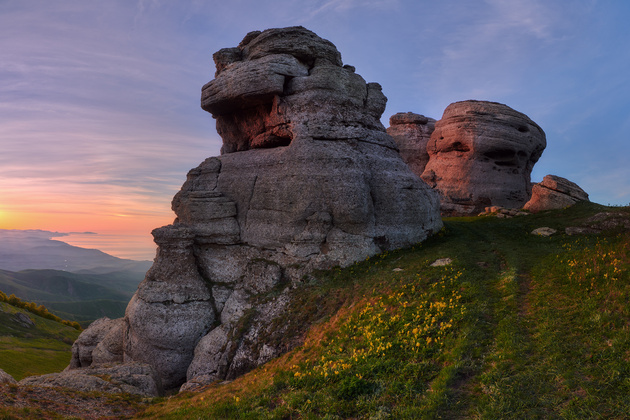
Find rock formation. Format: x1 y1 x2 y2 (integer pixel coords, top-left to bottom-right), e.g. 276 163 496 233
386 112 436 176
69 317 124 369
19 363 162 396
0 368 16 384
524 174 589 213
65 26 442 393
417 100 546 216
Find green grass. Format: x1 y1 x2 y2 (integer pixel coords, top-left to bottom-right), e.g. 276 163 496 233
132 202 630 419
1 202 624 419
133 202 630 419
0 302 80 381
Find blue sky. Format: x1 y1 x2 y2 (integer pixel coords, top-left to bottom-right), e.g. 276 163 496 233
1 0 629 259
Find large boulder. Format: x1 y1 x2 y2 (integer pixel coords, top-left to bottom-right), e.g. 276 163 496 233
386 112 436 177
524 174 589 212
421 100 546 216
119 26 442 391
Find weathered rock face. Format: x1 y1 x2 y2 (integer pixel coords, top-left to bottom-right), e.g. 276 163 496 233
68 317 124 369
420 100 546 216
524 174 589 213
123 226 216 390
386 112 436 177
19 362 162 396
117 26 442 392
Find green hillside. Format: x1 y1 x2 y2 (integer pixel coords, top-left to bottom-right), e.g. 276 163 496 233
0 301 81 381
138 202 630 419
0 268 142 325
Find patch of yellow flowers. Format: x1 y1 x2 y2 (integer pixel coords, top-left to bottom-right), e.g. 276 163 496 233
559 237 628 291
292 267 466 381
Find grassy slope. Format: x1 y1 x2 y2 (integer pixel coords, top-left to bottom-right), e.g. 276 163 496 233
0 268 142 325
137 202 630 419
0 301 81 381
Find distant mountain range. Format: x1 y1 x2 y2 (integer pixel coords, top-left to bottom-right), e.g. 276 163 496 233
0 229 152 272
0 229 153 325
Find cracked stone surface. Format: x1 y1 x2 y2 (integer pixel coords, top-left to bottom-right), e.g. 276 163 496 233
66 26 443 393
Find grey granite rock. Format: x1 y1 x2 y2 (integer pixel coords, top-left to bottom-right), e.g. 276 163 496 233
123 226 215 390
91 318 125 365
0 368 16 384
71 26 442 393
68 317 121 369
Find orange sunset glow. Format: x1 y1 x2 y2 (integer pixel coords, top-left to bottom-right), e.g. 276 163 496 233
0 182 176 260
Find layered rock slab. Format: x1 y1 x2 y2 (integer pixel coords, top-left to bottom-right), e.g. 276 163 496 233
19 363 162 397
421 100 546 216
524 174 589 213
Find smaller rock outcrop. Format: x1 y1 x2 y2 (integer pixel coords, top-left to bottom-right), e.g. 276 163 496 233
13 312 34 328
566 211 630 235
478 206 529 218
68 317 124 369
18 363 162 396
387 112 436 176
420 100 546 216
524 175 589 213
0 368 16 384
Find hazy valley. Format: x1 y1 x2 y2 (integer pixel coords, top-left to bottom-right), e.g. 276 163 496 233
0 229 151 325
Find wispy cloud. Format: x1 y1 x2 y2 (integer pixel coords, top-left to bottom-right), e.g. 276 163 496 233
0 0 218 240
307 0 400 16
414 0 563 106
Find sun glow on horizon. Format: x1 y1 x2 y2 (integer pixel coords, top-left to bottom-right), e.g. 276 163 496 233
0 202 173 260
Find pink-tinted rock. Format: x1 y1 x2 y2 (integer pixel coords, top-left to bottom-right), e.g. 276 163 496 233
524 174 589 213
386 112 436 177
421 100 546 216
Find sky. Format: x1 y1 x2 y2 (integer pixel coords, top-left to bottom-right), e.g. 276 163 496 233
1 0 629 260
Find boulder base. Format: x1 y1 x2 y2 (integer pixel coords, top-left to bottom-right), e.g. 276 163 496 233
19 363 162 397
